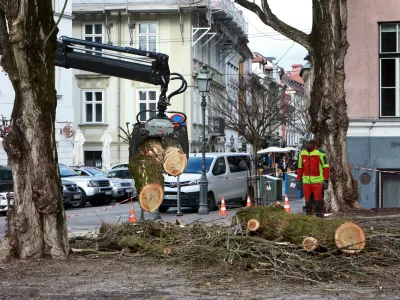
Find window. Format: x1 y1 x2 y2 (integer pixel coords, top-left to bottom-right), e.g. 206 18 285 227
84 24 103 55
212 157 227 176
137 90 157 122
380 23 400 117
84 91 104 123
137 23 157 52
84 151 102 168
227 156 250 173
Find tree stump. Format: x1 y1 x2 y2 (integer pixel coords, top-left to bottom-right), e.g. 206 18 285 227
302 236 319 251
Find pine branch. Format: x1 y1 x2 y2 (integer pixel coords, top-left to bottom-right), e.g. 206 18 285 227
235 0 311 52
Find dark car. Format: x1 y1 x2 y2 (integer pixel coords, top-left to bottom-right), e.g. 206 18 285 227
62 180 82 209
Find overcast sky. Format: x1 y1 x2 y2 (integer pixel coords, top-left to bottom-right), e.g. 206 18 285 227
241 0 312 71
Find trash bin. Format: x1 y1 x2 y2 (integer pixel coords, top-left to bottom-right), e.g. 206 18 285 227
262 175 282 203
285 173 303 198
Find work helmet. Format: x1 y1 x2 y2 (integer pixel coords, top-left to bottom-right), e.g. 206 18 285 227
303 132 315 143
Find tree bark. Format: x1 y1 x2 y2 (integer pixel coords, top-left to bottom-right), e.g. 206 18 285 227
309 0 359 212
0 0 69 259
236 0 359 212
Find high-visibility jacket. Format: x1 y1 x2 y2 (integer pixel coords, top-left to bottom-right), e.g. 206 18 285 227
296 146 330 184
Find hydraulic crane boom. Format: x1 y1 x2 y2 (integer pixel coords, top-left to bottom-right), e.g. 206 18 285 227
54 36 189 158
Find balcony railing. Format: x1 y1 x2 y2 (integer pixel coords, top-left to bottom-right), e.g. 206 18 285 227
72 0 248 35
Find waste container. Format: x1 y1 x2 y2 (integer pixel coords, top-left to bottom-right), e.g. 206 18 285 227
261 175 282 203
284 173 303 198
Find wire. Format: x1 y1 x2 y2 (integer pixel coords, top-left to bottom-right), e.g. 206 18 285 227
272 41 296 67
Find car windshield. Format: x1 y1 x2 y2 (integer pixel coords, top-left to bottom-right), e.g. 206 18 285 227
59 164 77 177
183 157 213 174
85 168 110 177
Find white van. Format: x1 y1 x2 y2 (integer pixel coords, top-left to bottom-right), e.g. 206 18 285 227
160 153 253 212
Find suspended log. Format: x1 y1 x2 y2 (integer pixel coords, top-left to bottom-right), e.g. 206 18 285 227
162 138 187 176
130 137 188 212
234 206 366 252
247 219 260 232
302 236 319 251
335 222 366 254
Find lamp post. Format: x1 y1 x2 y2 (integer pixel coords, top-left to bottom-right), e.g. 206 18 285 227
197 65 213 215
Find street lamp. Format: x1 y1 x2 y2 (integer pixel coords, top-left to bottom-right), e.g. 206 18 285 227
197 65 213 215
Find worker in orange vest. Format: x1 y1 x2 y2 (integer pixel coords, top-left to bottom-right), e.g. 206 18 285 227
296 132 330 218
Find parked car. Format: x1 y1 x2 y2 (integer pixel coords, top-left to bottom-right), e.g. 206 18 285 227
0 165 81 212
111 162 129 170
62 180 82 209
161 153 253 212
70 166 136 202
59 163 113 207
107 167 137 196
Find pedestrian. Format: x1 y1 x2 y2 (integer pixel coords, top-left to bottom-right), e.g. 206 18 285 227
296 132 330 218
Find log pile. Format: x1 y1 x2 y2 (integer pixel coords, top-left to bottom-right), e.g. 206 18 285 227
129 137 187 212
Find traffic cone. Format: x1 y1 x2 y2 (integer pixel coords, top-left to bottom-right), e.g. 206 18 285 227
219 197 228 216
246 195 252 207
128 204 137 223
284 194 291 212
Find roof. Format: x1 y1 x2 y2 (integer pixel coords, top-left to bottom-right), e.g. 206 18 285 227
300 62 312 77
266 57 276 61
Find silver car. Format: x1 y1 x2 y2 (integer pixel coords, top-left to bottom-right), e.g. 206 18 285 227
70 166 136 202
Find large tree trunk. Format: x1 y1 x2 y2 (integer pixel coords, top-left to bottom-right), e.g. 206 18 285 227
0 1 69 259
309 0 359 212
235 0 359 213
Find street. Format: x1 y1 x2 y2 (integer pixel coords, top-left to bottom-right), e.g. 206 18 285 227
0 196 305 239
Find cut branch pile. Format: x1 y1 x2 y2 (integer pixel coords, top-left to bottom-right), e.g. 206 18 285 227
69 208 400 284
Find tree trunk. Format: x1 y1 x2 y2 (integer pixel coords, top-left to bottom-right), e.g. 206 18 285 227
251 142 259 206
309 0 359 212
130 137 187 212
0 1 69 259
235 206 365 253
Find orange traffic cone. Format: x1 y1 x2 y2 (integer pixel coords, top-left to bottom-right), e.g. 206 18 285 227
219 197 228 216
246 195 252 207
128 203 137 223
284 194 291 212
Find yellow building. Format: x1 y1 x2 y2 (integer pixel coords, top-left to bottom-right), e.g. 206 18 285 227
70 0 252 167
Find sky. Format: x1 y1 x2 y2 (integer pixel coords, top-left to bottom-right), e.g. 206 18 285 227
241 0 313 71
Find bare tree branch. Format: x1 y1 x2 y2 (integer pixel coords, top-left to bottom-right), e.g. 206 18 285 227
235 0 311 52
44 0 69 45
211 74 293 153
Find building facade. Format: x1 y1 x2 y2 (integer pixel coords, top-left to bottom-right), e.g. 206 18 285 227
346 0 400 208
71 0 251 166
0 0 75 166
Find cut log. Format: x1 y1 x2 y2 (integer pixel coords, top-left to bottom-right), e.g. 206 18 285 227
130 138 165 212
302 236 319 251
129 137 188 212
247 219 260 232
335 222 366 254
162 138 187 176
234 206 365 251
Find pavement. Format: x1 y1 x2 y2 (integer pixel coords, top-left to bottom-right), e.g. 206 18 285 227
0 194 304 239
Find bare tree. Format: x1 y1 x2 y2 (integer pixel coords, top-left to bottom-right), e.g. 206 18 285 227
211 74 289 172
0 1 69 258
285 94 310 137
236 0 359 212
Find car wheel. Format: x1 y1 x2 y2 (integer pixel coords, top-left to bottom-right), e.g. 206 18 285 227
207 193 216 211
158 206 169 213
73 189 87 208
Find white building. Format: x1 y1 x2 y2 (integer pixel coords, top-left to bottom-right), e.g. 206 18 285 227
0 0 75 166
70 0 251 166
